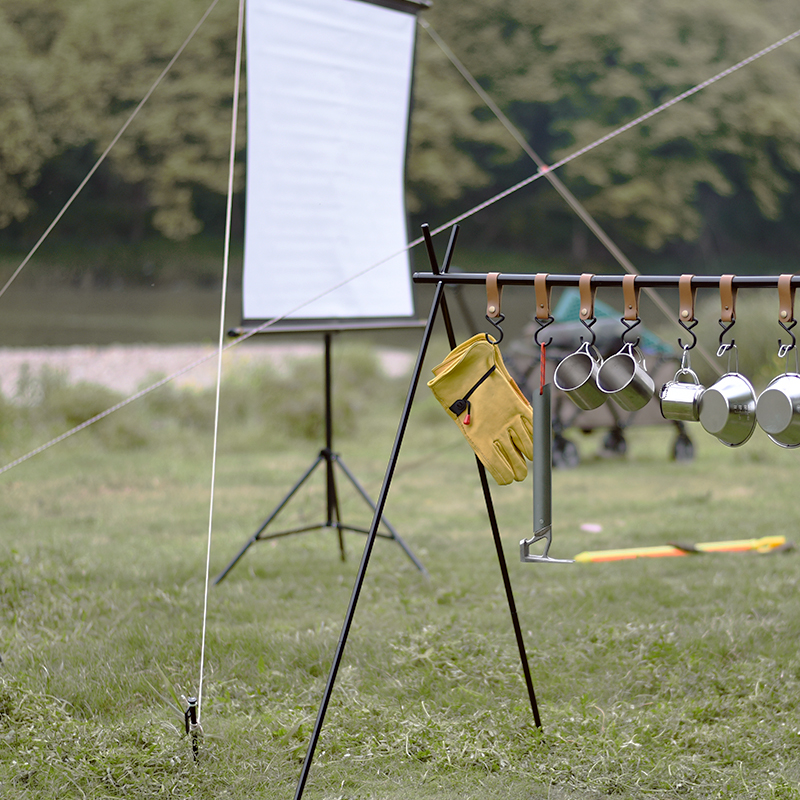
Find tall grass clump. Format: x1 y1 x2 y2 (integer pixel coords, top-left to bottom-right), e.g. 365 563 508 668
218 344 401 448
0 345 405 460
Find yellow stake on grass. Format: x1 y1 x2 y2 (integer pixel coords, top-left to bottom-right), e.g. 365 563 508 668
574 535 786 563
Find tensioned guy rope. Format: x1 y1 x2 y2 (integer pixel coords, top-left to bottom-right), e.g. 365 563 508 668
195 0 246 728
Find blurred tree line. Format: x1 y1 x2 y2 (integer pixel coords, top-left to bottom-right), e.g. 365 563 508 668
1 0 800 281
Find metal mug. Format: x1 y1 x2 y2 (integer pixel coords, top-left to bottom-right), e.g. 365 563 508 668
659 349 705 422
596 342 655 411
553 340 605 410
756 372 800 448
699 371 757 447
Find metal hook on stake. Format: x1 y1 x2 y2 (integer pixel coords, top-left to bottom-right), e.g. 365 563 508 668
520 527 574 564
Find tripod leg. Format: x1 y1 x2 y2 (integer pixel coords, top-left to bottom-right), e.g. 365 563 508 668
477 459 542 728
292 226 460 800
323 448 347 562
214 454 325 585
423 222 542 728
332 454 428 576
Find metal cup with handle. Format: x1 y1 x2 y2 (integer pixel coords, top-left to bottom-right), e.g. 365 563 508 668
553 340 605 410
699 345 757 447
756 273 800 448
596 341 655 411
660 347 705 422
757 371 800 448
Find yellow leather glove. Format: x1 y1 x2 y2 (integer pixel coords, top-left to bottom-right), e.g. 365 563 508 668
428 334 533 485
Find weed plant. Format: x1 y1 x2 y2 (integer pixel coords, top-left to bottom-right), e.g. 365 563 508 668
1 347 800 798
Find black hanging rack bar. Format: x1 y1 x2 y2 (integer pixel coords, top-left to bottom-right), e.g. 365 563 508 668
413 273 800 289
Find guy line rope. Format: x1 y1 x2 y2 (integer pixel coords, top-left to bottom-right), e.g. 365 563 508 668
196 0 246 726
0 4 798 738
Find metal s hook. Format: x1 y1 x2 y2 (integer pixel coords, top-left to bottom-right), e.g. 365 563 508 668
678 318 698 351
578 273 597 347
485 272 504 344
485 312 505 344
533 273 554 346
717 275 737 358
620 275 641 346
777 274 797 359
717 318 736 357
677 274 698 350
778 319 797 359
621 317 641 346
579 317 597 347
534 316 554 346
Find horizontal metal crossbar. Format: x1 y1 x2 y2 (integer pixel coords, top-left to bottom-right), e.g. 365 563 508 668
412 273 800 290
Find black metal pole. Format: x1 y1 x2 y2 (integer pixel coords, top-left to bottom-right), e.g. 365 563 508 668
413 272 800 289
322 332 346 560
292 226 461 800
422 223 542 729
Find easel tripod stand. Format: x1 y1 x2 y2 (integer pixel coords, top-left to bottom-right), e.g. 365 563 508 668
214 329 428 585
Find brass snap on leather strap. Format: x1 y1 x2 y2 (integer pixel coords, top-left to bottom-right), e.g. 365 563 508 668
622 275 639 322
534 273 552 320
579 273 595 321
679 274 696 323
720 274 736 324
779 274 795 323
486 272 502 319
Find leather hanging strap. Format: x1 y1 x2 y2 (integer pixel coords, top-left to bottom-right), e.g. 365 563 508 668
622 275 639 321
486 272 502 319
534 273 552 320
579 273 595 321
720 274 737 323
779 274 795 323
679 274 697 323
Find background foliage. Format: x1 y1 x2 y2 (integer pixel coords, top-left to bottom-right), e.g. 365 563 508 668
1 0 800 281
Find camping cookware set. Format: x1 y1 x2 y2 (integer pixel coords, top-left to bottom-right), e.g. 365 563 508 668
555 273 800 448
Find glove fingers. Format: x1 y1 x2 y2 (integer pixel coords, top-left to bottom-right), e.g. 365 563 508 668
493 438 528 483
482 456 514 486
509 415 534 461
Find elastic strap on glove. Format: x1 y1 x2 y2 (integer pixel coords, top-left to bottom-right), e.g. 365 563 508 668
449 365 496 424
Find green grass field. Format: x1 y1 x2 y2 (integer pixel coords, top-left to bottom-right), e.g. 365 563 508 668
1 343 800 799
